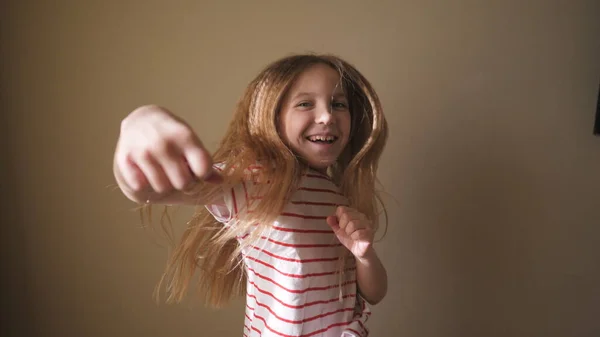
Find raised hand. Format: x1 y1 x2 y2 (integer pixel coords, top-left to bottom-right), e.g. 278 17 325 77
326 206 375 260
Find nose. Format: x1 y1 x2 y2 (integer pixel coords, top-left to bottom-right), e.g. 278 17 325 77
314 103 334 125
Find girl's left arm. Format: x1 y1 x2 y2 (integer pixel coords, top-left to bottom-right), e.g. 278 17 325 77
355 247 388 305
327 206 388 305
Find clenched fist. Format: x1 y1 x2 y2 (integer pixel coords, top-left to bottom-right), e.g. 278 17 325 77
326 206 375 260
113 105 222 204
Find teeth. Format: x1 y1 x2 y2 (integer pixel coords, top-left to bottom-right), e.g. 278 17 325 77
308 135 336 142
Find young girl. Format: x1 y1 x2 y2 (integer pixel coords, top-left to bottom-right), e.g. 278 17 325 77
113 54 389 337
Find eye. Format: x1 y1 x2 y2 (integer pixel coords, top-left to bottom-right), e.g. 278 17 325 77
296 101 313 108
332 101 348 109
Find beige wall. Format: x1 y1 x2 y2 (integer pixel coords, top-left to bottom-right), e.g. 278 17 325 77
2 1 600 336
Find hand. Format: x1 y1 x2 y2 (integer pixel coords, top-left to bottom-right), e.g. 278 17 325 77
326 206 375 260
113 105 222 203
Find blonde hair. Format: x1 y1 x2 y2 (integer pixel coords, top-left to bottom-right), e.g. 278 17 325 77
146 53 389 308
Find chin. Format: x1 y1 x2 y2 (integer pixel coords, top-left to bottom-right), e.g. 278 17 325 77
294 151 340 172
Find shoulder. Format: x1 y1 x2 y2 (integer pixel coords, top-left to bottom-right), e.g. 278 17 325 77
205 162 266 223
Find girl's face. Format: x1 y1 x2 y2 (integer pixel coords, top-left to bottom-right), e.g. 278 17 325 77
278 63 351 172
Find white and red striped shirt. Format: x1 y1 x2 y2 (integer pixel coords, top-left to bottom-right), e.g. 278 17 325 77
206 166 371 337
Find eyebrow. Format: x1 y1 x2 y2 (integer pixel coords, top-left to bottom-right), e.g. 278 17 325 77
292 92 347 100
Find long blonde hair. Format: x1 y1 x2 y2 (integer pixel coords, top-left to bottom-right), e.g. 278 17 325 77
146 53 389 308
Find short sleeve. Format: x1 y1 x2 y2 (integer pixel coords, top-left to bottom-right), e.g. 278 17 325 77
205 180 252 224
204 163 264 226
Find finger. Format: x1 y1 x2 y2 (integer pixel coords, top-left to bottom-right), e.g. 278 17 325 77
155 146 194 190
326 215 340 231
336 206 350 220
135 150 173 193
116 153 148 192
124 159 149 192
338 211 361 230
345 220 369 236
182 142 222 183
338 212 350 230
345 209 364 220
350 229 373 241
336 206 361 221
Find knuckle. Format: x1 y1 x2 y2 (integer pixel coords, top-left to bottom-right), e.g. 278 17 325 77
172 174 191 190
152 139 172 155
138 148 153 161
128 178 145 192
176 127 196 143
171 179 185 190
153 182 170 194
347 220 355 230
195 163 211 177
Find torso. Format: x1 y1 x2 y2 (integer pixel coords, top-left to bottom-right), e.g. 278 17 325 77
236 169 371 337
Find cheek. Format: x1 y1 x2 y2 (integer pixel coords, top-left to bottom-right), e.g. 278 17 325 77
341 111 352 136
278 112 299 145
276 110 290 141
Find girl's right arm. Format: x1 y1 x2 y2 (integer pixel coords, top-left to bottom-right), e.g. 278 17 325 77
113 105 222 205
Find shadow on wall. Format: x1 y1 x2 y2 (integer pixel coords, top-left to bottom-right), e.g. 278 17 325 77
0 96 32 337
398 91 553 335
594 83 599 135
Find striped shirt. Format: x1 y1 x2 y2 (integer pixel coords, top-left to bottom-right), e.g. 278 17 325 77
206 167 371 337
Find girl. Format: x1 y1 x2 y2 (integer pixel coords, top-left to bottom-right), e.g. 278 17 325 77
113 54 389 337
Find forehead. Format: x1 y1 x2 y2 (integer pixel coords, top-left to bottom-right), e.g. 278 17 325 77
287 63 344 95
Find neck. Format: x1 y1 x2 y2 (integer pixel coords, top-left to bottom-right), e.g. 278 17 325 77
308 166 329 175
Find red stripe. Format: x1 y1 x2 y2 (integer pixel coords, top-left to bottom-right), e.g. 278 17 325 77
248 280 355 309
251 311 355 337
357 320 369 335
251 325 262 336
246 304 260 337
346 328 363 337
246 199 346 206
290 200 345 207
279 212 329 220
271 224 333 233
245 255 355 278
247 266 356 294
246 304 260 336
242 180 249 206
298 187 343 195
248 295 355 325
231 187 239 215
260 236 342 248
249 246 339 263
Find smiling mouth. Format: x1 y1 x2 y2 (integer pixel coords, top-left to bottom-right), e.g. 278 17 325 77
306 135 338 144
